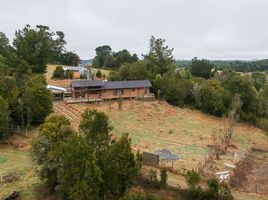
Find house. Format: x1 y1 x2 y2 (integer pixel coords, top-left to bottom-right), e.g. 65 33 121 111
70 80 153 101
63 66 89 79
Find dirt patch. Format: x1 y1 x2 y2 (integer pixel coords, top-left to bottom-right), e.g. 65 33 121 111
230 147 268 194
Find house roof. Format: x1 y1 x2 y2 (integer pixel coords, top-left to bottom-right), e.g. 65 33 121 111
71 80 151 89
104 80 151 89
71 80 104 88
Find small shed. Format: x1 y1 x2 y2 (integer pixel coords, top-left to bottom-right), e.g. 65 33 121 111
154 149 180 168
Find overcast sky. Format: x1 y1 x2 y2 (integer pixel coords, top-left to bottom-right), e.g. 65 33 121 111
1 0 268 60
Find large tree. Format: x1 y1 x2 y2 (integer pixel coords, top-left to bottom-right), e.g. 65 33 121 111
143 36 175 75
23 75 53 124
61 51 80 66
32 114 73 188
92 45 112 68
224 74 258 114
190 57 214 79
13 25 66 73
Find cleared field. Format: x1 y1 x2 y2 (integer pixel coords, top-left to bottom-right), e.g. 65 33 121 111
70 100 268 168
68 100 268 199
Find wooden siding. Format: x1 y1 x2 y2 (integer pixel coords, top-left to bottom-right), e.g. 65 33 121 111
71 87 150 100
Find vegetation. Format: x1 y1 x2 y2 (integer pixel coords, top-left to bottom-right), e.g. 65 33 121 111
189 57 215 79
92 45 138 69
0 24 81 142
52 66 65 79
33 109 142 200
184 170 233 200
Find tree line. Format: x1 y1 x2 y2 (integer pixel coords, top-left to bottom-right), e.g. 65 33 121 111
176 59 268 72
0 25 80 141
107 36 268 131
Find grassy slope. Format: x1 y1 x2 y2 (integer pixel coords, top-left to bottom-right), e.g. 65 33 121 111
0 131 41 200
1 100 268 199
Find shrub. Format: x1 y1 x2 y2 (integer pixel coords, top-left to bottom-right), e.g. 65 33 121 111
185 170 201 190
159 168 168 187
96 70 102 78
53 66 64 79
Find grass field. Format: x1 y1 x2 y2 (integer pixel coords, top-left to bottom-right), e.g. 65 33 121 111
70 100 268 169
0 130 41 200
1 100 268 199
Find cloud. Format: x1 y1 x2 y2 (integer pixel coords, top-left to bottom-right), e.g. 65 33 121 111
1 0 267 59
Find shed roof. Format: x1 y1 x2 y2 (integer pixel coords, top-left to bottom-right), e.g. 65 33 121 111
63 66 88 71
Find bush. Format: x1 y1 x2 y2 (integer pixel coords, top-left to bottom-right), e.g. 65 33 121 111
185 170 201 190
159 168 168 187
96 70 102 78
148 169 159 188
53 66 64 79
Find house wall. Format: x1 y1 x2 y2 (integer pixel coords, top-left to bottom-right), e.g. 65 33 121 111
72 87 149 100
73 71 80 79
100 88 148 99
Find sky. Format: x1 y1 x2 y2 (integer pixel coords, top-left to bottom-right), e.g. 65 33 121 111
0 0 268 60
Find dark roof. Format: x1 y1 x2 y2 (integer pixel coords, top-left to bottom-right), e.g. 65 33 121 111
104 80 151 89
71 80 151 89
71 80 103 88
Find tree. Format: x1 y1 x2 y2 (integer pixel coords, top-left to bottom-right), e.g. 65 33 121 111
32 114 73 189
23 75 53 124
15 60 32 87
55 134 102 200
79 109 112 153
224 74 258 114
13 25 66 73
115 61 151 81
61 51 80 66
143 36 175 75
199 80 231 116
79 109 142 200
190 57 214 79
159 71 194 106
251 72 266 91
53 66 65 79
92 45 112 68
0 54 10 76
96 70 102 78
0 96 10 141
258 85 268 118
104 134 142 199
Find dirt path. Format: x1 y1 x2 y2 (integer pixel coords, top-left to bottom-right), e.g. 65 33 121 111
53 101 81 129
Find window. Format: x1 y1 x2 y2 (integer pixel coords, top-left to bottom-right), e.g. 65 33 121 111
121 89 124 95
132 88 135 91
89 90 99 95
